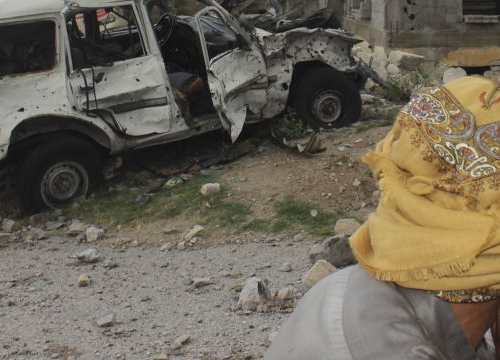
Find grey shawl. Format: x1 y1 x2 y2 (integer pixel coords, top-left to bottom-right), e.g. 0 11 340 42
265 266 496 359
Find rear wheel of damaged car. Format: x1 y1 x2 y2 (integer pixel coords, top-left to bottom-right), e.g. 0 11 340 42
17 136 102 214
293 67 361 130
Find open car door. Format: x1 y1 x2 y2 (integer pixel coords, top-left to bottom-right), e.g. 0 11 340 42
64 4 172 136
194 6 268 142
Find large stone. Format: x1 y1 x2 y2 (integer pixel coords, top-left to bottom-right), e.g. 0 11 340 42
308 234 356 268
387 63 401 77
0 233 10 247
172 335 191 350
237 277 271 311
443 67 467 84
77 274 91 287
276 286 295 301
334 219 361 235
31 228 47 240
193 278 213 288
85 226 105 242
77 248 101 263
278 262 292 272
200 183 221 196
360 94 378 104
2 219 15 232
184 225 204 241
302 260 337 289
371 56 389 82
67 220 87 235
388 50 425 71
96 313 115 327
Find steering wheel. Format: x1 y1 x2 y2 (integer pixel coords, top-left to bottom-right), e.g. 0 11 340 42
154 13 175 47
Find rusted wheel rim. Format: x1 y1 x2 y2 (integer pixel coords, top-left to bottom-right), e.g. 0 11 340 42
40 161 89 208
312 90 343 124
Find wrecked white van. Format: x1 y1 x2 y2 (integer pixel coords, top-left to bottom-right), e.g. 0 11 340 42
0 0 364 212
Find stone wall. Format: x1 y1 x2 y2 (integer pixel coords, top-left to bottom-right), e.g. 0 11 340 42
391 0 462 31
370 0 385 30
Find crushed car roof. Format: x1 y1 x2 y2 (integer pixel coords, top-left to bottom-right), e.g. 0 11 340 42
0 0 139 20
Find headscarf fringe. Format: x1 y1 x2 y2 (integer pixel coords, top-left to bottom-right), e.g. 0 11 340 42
359 257 475 283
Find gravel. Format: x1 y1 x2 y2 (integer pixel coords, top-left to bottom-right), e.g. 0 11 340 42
0 236 313 359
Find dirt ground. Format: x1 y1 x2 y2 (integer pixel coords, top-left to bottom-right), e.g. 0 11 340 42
0 116 394 359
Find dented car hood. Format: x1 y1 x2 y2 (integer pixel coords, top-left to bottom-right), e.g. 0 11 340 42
254 26 362 57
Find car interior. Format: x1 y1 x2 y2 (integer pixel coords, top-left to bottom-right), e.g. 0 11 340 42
0 21 57 77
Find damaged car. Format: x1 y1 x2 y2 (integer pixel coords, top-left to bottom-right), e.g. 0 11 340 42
0 0 363 212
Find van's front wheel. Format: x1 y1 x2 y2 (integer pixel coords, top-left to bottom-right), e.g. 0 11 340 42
17 137 102 213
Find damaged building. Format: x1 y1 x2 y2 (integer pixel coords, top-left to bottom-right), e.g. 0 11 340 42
343 0 500 67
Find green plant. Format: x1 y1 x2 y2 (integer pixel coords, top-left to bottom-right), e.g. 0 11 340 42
64 175 250 230
385 77 413 103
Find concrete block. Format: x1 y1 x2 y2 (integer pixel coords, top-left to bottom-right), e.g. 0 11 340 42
388 50 425 71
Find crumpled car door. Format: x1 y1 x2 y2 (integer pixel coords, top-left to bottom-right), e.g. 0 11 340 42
194 7 268 142
64 5 172 136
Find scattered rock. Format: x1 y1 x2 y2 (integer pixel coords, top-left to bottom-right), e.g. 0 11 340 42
176 241 186 251
302 260 337 289
154 355 169 360
29 214 47 227
76 248 101 263
163 227 177 234
443 67 467 84
135 193 153 207
184 225 204 241
0 233 10 247
293 233 306 242
352 179 361 187
30 228 47 240
172 335 191 350
364 78 377 91
371 56 389 81
160 242 174 252
276 286 295 301
310 209 318 218
237 277 271 311
104 260 119 269
193 278 213 288
200 183 221 196
309 234 356 268
308 244 323 262
361 94 377 104
278 262 292 272
77 274 91 287
2 219 15 232
334 219 361 235
387 63 401 77
45 221 66 231
85 226 105 242
67 220 87 235
96 313 115 327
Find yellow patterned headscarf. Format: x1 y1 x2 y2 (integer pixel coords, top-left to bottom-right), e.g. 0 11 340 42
350 76 500 291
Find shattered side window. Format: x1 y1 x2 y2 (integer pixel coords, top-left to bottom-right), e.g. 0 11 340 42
67 6 145 70
0 21 57 77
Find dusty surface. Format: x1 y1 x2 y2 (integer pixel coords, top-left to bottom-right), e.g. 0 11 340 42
0 119 393 360
0 236 311 360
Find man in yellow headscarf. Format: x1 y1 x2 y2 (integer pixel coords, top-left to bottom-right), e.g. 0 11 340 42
266 76 500 359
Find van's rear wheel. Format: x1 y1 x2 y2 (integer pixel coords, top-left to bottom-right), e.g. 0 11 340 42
293 67 361 130
17 137 102 214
